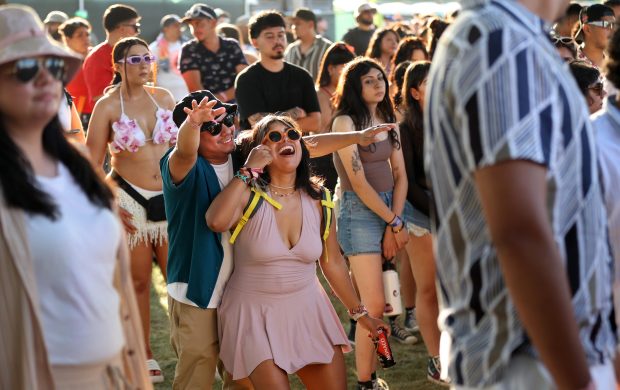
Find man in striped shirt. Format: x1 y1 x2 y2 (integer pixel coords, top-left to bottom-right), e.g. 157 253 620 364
425 0 616 389
284 8 332 81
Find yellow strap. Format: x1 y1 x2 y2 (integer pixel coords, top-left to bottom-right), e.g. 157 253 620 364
256 189 282 210
229 188 282 244
321 188 334 241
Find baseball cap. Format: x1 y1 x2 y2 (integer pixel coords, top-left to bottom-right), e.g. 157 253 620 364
182 4 217 23
293 8 317 25
43 10 68 24
160 14 181 29
355 3 377 18
173 90 237 128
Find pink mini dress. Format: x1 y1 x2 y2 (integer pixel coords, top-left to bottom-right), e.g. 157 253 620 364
218 189 351 380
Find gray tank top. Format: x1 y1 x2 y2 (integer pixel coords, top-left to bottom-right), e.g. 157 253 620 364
334 137 394 193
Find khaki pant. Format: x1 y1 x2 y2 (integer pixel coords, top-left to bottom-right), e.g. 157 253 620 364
51 353 129 390
168 296 253 390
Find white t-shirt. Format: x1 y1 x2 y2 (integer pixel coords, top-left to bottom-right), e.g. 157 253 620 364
26 163 124 364
167 155 234 308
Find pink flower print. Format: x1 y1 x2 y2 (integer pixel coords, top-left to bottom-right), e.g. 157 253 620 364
111 114 145 152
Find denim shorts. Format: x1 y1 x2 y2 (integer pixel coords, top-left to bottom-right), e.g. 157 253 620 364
403 200 431 236
337 190 392 256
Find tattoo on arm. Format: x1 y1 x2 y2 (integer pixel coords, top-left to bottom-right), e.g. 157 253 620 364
352 150 362 174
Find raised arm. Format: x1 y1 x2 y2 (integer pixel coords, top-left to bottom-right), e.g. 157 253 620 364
475 160 592 390
168 97 226 184
205 144 273 232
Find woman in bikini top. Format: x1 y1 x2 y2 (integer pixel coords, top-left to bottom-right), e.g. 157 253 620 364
85 37 177 379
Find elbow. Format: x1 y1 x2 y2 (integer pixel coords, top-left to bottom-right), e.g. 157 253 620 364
205 213 230 233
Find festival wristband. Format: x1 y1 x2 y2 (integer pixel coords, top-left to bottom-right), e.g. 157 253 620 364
348 304 369 321
234 171 250 185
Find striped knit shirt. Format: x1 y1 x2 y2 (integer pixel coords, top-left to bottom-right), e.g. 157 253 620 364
425 0 616 386
284 35 332 81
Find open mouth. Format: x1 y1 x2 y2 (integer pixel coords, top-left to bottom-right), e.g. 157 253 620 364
220 135 233 144
279 145 295 156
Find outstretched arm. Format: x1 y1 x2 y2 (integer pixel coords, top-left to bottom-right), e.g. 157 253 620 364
303 123 395 158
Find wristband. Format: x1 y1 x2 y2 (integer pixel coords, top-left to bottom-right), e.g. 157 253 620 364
348 304 368 321
234 171 250 185
389 215 402 228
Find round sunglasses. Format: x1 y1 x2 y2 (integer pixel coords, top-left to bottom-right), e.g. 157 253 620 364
201 112 236 135
4 57 66 83
264 128 301 143
117 54 156 65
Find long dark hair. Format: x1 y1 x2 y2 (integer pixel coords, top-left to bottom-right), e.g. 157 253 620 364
316 42 356 89
390 37 428 73
390 60 412 109
0 114 114 219
401 61 431 158
109 37 150 88
244 115 323 199
365 28 399 60
428 19 449 59
332 57 399 149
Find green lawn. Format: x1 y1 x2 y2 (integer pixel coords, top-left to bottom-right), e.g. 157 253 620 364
150 266 444 390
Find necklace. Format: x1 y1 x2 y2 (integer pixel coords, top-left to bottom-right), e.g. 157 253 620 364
269 183 295 190
270 187 297 197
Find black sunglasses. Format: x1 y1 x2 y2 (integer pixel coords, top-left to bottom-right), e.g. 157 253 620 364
201 112 236 135
122 23 141 33
264 128 301 143
5 57 66 83
588 81 605 97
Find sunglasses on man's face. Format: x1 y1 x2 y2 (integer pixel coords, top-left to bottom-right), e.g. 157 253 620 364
264 128 301 143
201 112 236 135
587 20 616 30
3 57 66 83
122 23 141 33
118 54 156 65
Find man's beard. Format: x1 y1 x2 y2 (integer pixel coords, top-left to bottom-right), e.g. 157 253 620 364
359 17 374 26
270 52 284 60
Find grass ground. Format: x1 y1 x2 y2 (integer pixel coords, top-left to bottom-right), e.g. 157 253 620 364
149 266 444 390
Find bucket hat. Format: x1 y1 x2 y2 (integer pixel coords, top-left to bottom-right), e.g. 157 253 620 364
0 5 81 83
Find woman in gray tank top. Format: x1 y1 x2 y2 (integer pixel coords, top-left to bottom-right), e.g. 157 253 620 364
331 57 409 390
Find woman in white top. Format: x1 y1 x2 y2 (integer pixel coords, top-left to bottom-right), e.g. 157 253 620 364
0 5 149 389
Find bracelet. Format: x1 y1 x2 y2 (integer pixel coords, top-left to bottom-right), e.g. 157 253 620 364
348 304 368 321
391 221 405 234
234 171 250 185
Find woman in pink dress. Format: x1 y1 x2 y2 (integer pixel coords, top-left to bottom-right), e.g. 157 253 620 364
206 115 386 389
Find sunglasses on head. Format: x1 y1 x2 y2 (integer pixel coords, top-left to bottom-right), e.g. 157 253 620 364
4 57 66 83
264 128 301 143
201 112 236 135
117 54 156 65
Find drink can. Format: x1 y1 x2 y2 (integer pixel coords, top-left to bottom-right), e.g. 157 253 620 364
374 328 396 368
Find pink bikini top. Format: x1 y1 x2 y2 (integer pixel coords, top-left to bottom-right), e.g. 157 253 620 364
110 89 178 153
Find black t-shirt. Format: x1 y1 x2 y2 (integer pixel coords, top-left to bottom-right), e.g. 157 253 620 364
342 27 375 56
179 37 247 94
399 121 430 216
234 62 320 130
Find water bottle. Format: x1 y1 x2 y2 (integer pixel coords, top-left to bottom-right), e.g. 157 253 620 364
382 259 403 316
